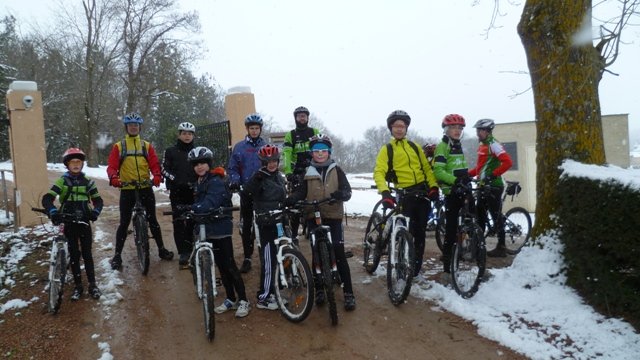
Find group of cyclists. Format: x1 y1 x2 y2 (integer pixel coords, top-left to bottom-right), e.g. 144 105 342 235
41 104 512 315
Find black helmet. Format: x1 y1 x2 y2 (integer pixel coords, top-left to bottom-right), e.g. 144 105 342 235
386 110 411 130
473 118 495 131
188 146 214 166
293 106 310 118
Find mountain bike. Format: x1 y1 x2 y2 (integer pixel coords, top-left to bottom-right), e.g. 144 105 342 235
479 181 532 255
32 207 88 314
295 197 342 325
253 206 314 323
363 186 417 305
121 180 152 275
449 182 486 299
164 206 238 342
427 194 446 252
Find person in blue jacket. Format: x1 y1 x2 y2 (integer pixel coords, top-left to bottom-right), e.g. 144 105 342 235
190 146 250 318
227 113 266 273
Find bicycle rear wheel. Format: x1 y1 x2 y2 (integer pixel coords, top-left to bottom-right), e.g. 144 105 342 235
133 214 150 275
450 223 486 299
199 251 216 341
48 243 66 314
387 228 415 305
275 248 313 323
503 207 532 254
363 211 383 274
319 242 338 326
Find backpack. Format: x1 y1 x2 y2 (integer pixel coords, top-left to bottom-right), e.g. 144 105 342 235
118 139 149 167
384 140 425 184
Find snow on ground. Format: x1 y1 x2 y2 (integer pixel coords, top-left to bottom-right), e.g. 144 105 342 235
1 162 639 359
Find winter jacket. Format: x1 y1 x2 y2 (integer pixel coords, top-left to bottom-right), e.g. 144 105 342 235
192 168 233 239
282 126 319 175
162 139 197 191
228 136 266 186
106 134 161 190
242 167 287 225
42 172 103 221
433 135 469 195
468 134 513 187
373 138 438 194
290 160 351 221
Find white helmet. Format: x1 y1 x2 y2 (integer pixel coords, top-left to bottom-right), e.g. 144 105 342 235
178 122 196 133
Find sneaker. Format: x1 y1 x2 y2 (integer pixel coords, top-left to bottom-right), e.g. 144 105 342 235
487 246 507 258
178 253 190 269
110 254 122 270
315 289 326 306
88 283 101 300
159 247 174 261
256 295 278 310
239 258 252 273
344 292 356 311
235 300 250 318
71 286 83 301
214 298 238 314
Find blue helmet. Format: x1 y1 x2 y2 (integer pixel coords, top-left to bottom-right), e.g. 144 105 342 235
244 113 263 127
123 112 144 124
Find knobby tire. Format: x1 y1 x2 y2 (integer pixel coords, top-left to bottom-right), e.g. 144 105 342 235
363 211 384 274
434 205 446 252
503 207 532 254
200 251 216 341
387 228 415 305
134 214 150 275
450 223 486 299
275 248 314 323
48 244 66 314
319 242 338 326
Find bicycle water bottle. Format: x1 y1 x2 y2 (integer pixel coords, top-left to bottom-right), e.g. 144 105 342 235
276 222 284 237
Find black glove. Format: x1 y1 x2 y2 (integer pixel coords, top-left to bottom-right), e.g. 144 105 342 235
283 197 296 207
229 182 240 192
89 210 99 222
330 190 345 201
483 174 496 184
381 191 396 209
49 209 62 225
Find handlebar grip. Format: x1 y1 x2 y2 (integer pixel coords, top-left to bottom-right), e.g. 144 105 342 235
162 211 173 216
32 207 48 214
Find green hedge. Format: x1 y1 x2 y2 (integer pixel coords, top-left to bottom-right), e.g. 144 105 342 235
557 176 640 330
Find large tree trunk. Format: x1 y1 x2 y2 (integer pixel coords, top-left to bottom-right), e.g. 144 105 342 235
517 1 606 238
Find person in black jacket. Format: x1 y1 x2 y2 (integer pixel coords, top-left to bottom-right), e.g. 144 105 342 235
162 122 197 268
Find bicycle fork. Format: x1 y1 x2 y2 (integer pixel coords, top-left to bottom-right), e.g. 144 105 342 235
310 226 338 277
388 215 410 269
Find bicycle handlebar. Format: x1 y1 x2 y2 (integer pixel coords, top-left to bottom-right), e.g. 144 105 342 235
163 206 239 221
31 207 88 224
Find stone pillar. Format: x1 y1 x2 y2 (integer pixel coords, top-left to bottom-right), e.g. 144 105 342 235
224 87 256 146
6 81 50 227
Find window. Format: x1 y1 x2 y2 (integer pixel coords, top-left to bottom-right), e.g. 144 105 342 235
503 142 518 170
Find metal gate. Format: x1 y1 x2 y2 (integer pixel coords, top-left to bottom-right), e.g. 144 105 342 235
196 121 231 168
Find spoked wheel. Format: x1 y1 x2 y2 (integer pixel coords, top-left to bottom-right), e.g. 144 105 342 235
363 210 384 274
434 204 446 252
503 207 532 255
387 228 415 305
200 251 216 341
275 248 314 323
450 224 486 299
48 244 66 314
319 242 338 326
133 214 150 275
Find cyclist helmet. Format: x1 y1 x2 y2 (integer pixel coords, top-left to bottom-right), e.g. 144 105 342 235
473 118 495 131
441 114 466 128
62 147 86 166
188 146 214 166
244 113 264 127
178 122 196 133
386 110 411 130
423 143 436 158
293 106 310 118
257 144 280 162
309 134 333 150
123 112 144 124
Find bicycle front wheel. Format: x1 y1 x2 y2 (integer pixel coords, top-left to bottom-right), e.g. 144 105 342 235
133 214 150 275
48 243 66 314
363 211 384 274
199 251 216 341
387 228 415 305
450 223 486 299
275 248 313 323
319 242 338 326
503 207 532 254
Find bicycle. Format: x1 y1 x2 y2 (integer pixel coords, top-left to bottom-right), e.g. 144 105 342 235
427 193 446 252
362 186 417 306
253 206 314 323
164 206 238 342
120 180 152 275
449 182 487 299
32 207 88 314
295 197 343 325
479 181 532 255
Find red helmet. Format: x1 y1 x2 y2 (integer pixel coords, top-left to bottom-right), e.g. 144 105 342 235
258 144 280 162
441 114 466 128
423 143 436 157
62 148 86 166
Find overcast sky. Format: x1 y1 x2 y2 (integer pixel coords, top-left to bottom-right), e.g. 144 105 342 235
6 0 639 143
